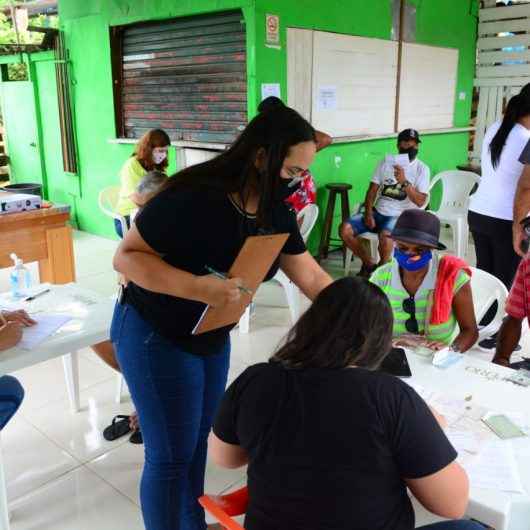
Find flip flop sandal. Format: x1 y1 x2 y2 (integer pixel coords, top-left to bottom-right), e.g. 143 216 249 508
129 429 143 445
103 415 132 441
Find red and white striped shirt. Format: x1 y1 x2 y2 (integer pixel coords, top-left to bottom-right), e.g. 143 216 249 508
506 256 530 321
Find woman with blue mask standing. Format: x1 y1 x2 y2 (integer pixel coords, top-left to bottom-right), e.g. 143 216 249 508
370 209 478 352
111 104 332 530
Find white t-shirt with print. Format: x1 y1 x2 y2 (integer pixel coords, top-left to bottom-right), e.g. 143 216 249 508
469 121 530 221
371 157 430 217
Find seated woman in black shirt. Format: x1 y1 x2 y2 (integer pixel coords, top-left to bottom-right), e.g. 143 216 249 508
211 277 482 530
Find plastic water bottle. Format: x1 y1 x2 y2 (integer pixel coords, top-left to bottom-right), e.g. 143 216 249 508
9 253 31 299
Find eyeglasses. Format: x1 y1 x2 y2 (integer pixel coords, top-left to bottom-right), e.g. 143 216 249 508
282 166 306 179
402 297 419 334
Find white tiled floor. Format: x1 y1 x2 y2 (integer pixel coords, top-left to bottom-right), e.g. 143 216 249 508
0 229 526 529
0 230 306 529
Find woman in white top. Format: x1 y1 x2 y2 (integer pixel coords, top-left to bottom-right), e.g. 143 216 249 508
468 85 530 351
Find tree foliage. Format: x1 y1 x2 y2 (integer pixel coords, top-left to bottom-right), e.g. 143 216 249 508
0 1 58 80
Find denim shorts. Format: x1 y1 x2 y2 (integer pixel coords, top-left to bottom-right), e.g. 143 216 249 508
347 209 397 235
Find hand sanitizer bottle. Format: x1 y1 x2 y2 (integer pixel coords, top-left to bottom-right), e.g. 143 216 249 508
9 253 31 299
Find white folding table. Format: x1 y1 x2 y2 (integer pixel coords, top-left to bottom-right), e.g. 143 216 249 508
0 284 114 530
407 351 530 530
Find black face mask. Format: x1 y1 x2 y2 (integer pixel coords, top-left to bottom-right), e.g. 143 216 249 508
276 177 302 201
398 146 418 162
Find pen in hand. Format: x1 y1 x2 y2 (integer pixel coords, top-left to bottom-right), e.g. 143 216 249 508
204 266 253 296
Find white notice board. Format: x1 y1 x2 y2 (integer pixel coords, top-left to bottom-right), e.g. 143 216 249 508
398 43 458 131
311 31 398 137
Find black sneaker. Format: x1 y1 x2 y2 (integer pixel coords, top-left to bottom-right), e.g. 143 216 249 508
478 335 521 353
478 336 497 352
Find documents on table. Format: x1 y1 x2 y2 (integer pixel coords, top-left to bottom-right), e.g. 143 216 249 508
406 381 528 494
445 429 480 455
18 314 71 350
464 440 525 494
1 284 102 317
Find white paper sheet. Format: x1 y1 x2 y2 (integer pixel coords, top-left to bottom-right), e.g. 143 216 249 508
446 429 480 455
18 314 72 350
261 83 281 100
385 153 410 168
463 440 525 494
317 85 337 110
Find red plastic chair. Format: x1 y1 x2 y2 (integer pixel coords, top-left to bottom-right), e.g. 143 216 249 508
199 486 248 530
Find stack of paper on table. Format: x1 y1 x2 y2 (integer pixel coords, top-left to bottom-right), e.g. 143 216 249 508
18 314 72 350
463 440 525 494
407 382 527 494
1 284 102 317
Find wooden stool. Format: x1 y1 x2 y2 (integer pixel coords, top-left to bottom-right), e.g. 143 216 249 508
317 183 352 262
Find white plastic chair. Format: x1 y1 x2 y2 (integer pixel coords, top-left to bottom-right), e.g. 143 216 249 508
98 186 129 237
468 267 508 344
238 204 319 334
427 170 480 258
344 192 430 275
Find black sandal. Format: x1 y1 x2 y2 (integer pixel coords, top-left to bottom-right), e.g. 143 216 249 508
129 429 143 445
357 264 377 279
103 415 132 441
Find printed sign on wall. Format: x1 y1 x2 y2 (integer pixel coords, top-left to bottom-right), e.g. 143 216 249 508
317 85 337 110
266 14 280 45
261 83 281 100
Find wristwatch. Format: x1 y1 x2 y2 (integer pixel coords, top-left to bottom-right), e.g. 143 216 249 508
402 180 411 189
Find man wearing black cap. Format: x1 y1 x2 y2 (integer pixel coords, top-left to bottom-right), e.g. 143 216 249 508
340 129 430 277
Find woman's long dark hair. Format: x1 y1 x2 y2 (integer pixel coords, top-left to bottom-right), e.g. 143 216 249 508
271 277 394 370
163 105 316 227
490 84 530 169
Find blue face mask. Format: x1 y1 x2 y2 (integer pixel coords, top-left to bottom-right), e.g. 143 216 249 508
394 248 432 271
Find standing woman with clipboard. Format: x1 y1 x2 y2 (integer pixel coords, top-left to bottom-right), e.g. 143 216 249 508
111 105 332 530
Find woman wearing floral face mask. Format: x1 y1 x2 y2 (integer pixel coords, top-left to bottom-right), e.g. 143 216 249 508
370 209 478 352
115 128 171 237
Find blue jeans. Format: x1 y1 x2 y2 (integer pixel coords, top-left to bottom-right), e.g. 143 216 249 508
418 521 485 530
348 208 397 235
0 375 24 430
111 302 230 530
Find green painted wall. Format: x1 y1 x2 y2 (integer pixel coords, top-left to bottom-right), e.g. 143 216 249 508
0 0 478 255
251 0 478 252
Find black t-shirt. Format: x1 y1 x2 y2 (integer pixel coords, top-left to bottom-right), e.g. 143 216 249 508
126 188 306 355
519 139 530 164
214 363 457 530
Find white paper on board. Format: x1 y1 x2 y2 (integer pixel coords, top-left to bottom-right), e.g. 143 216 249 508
261 83 281 100
317 85 337 110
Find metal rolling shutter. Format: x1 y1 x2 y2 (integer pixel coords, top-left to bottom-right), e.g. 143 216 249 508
116 10 247 145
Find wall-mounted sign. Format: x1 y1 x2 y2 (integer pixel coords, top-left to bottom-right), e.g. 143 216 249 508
266 14 280 46
261 83 281 100
317 85 337 110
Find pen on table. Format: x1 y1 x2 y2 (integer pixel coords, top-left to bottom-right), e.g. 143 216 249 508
204 266 253 296
25 288 51 302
